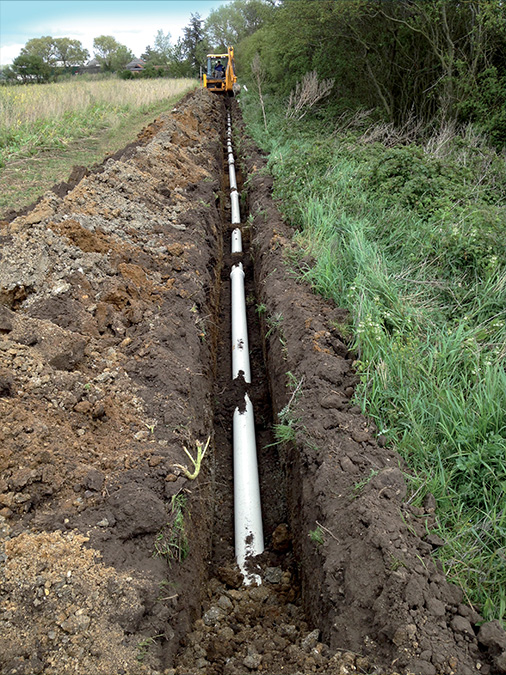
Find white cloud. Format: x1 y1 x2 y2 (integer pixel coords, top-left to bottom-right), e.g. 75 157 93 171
0 42 25 65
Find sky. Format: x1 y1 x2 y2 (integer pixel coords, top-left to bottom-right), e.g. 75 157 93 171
0 0 229 65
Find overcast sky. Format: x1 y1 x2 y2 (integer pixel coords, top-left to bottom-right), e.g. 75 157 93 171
0 0 228 64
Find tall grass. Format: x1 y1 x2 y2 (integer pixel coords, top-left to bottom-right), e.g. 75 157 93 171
0 77 196 165
240 93 506 623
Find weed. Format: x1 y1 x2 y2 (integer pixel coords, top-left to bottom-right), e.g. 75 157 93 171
137 634 163 662
309 526 324 546
153 494 189 564
353 469 379 495
390 556 407 572
273 421 297 445
266 312 283 336
256 303 267 315
240 95 506 622
173 436 210 481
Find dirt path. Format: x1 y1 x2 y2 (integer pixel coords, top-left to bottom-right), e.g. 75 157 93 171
0 89 505 675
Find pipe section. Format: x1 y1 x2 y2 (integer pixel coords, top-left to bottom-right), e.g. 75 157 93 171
230 263 251 383
233 393 264 584
231 190 241 225
231 228 242 254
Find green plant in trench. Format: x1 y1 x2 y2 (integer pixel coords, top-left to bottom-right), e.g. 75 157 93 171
153 494 189 564
137 634 163 662
173 436 210 480
309 526 324 546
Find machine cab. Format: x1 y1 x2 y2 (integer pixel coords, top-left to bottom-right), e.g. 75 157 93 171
203 47 237 95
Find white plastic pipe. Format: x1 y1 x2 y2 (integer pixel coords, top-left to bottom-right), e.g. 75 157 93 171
230 263 250 382
231 228 242 253
233 393 264 584
229 163 238 191
231 190 241 225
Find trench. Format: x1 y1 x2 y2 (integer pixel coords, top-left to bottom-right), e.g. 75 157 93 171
171 102 327 675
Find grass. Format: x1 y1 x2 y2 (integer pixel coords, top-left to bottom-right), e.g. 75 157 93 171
240 92 506 624
0 76 197 216
153 494 189 565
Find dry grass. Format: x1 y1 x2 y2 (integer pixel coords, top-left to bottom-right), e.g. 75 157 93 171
0 77 196 129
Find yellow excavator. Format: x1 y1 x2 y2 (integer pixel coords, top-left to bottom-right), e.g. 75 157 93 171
202 46 237 95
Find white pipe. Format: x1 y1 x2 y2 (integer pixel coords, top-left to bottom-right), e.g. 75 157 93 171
231 228 242 253
229 164 237 191
233 393 264 584
228 153 235 165
230 263 250 382
231 190 241 224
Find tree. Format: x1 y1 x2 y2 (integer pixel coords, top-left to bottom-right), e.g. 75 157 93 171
53 38 89 68
182 13 207 75
93 35 134 72
20 36 56 66
205 0 275 51
141 30 172 65
10 53 51 83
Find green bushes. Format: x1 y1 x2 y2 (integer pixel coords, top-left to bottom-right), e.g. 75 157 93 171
241 96 506 623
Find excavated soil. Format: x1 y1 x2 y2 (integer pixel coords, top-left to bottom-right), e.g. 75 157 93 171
0 88 505 675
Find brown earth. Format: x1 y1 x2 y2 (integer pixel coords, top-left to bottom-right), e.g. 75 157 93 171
0 88 505 675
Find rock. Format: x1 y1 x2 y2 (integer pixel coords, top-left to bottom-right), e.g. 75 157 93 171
265 567 283 584
426 597 446 617
217 565 243 589
217 595 233 613
0 306 13 333
272 523 291 552
407 659 436 675
203 606 225 626
243 653 262 670
0 369 14 397
424 533 446 548
84 469 104 492
106 485 166 538
478 620 506 651
370 467 407 501
248 586 270 603
301 629 320 651
494 651 506 672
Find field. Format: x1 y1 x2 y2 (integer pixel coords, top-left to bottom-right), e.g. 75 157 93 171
0 76 197 215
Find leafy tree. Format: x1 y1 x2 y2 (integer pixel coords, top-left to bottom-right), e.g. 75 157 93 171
182 13 207 75
19 36 56 66
141 30 172 66
93 35 134 72
53 38 89 68
10 53 51 83
205 0 276 51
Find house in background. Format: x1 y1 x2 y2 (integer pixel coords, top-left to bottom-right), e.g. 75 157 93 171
81 58 101 74
125 59 145 73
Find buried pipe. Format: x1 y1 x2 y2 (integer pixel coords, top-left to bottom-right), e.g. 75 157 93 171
231 228 242 254
233 393 264 584
228 113 264 583
231 190 241 225
230 263 251 382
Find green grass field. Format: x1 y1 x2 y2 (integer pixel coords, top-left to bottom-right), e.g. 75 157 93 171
0 76 197 216
241 94 506 624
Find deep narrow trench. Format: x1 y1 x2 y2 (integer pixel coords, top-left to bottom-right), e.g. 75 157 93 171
172 105 338 675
